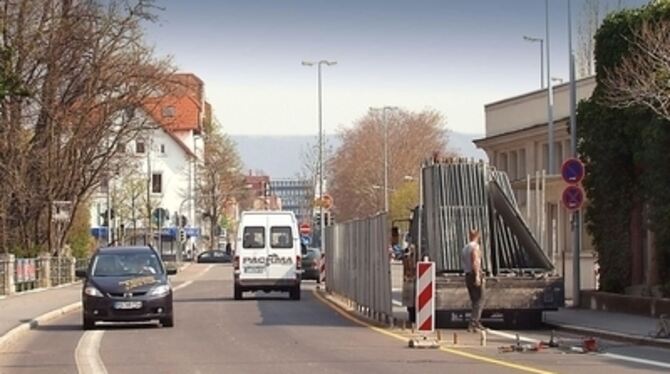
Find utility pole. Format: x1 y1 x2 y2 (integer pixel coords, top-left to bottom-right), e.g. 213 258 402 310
302 60 337 250
546 0 555 175
146 138 152 246
568 0 581 307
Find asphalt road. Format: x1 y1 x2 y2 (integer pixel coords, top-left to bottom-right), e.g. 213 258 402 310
0 264 668 374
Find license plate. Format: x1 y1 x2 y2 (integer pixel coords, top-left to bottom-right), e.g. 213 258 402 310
244 266 265 274
114 301 142 310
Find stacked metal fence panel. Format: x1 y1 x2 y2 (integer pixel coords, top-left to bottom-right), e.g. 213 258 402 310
422 158 553 275
325 213 391 318
423 159 492 272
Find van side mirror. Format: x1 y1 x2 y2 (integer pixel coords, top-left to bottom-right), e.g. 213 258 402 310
75 269 87 279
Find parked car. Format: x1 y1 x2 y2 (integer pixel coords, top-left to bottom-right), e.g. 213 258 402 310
301 246 321 283
197 250 232 263
76 245 177 330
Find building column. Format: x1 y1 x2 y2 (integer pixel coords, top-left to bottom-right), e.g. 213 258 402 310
1 253 15 295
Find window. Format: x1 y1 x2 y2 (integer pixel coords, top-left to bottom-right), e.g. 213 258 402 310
136 141 146 154
99 178 109 193
151 173 162 194
116 142 126 153
270 226 293 249
160 144 166 154
243 227 265 249
162 106 176 117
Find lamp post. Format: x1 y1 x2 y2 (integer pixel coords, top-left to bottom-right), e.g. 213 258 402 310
523 35 545 88
545 0 555 175
568 0 581 308
302 59 337 251
370 106 398 213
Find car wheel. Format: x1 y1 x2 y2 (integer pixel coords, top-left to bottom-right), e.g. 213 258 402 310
234 285 243 300
290 286 301 301
83 315 96 330
161 314 174 328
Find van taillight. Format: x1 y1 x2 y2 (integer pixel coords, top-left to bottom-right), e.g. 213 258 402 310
234 256 240 270
296 255 301 270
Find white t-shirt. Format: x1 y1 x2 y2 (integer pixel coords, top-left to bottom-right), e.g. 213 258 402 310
461 241 479 273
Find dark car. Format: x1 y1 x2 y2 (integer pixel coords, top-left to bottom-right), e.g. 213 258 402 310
300 247 322 283
76 246 177 330
196 250 232 264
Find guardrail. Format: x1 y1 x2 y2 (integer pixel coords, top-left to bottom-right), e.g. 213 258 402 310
0 254 81 296
325 213 392 323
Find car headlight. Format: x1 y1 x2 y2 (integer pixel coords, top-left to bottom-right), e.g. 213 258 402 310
149 284 171 297
84 286 104 297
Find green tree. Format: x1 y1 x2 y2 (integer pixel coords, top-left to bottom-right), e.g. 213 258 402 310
579 1 670 295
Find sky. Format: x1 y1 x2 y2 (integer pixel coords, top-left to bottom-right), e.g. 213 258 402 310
143 0 647 136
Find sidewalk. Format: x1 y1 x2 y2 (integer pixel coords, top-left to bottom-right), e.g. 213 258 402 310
544 308 669 347
0 262 196 340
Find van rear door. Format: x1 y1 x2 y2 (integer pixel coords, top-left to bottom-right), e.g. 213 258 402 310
266 215 298 280
239 221 268 281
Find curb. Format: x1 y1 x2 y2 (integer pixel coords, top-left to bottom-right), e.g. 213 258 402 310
0 301 82 349
544 321 670 349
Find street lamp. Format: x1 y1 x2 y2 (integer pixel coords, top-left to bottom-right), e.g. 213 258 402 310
302 59 337 251
370 106 398 213
523 35 544 89
551 77 564 84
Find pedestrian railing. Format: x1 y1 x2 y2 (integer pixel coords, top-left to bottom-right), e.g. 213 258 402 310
0 259 8 296
50 257 75 286
325 213 392 322
0 254 81 296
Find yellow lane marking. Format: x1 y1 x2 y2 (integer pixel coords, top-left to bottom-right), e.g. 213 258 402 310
311 289 555 374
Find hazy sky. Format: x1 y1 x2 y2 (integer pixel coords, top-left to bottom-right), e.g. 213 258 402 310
143 0 646 136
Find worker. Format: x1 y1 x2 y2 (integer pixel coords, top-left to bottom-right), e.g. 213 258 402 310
461 228 485 332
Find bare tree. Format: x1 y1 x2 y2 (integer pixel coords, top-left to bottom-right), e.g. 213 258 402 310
196 124 244 251
603 19 670 122
0 0 174 253
328 109 452 222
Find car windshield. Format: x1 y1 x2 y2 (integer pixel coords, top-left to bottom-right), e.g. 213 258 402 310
91 252 163 277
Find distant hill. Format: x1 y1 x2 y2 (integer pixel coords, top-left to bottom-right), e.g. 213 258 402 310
231 132 487 179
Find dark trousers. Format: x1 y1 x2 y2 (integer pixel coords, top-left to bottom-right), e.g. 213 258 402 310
465 272 485 324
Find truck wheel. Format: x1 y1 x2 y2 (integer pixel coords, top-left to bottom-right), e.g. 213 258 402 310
234 285 243 300
407 307 416 323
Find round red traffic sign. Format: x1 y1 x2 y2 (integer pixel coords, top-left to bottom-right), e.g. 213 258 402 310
299 223 311 235
561 158 585 184
562 185 585 211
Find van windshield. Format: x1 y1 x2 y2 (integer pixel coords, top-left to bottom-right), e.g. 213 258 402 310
270 227 293 249
243 226 265 249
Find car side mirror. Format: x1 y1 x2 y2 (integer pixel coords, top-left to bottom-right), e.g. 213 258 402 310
166 268 178 276
75 269 87 279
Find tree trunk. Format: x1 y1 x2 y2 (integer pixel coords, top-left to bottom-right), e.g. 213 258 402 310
630 198 644 286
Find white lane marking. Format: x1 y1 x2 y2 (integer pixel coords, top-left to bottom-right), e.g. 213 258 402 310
391 288 402 292
73 265 211 374
601 353 670 370
392 299 403 307
173 280 193 291
485 329 541 344
75 331 107 374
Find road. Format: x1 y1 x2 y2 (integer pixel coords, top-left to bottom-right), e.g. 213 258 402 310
0 264 668 374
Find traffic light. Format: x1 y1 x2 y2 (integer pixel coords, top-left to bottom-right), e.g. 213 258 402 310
179 229 186 243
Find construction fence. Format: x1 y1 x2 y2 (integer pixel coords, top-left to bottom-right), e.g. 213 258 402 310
325 213 392 322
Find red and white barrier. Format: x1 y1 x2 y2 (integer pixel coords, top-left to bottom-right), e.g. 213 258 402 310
416 261 435 332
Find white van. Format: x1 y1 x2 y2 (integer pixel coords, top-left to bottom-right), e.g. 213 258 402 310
233 211 302 300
